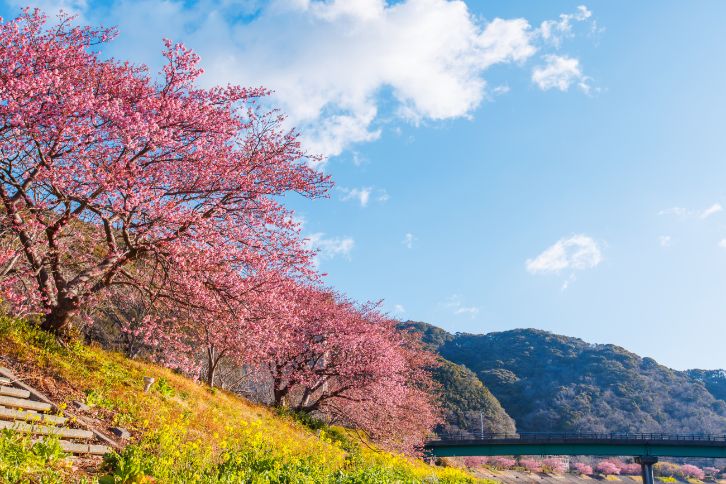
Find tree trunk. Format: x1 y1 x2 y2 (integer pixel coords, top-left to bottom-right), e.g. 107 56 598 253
273 384 289 407
206 347 217 387
40 300 78 336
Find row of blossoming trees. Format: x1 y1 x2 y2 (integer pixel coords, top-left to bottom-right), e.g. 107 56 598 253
0 10 438 453
464 457 719 480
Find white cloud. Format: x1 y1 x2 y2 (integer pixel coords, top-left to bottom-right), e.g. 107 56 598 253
338 186 388 207
491 84 511 96
393 304 406 315
305 232 354 265
659 203 723 219
402 232 416 249
442 294 480 318
376 190 390 203
526 234 603 274
339 187 371 207
561 273 576 291
701 203 723 219
539 5 592 48
532 55 591 93
719 239 726 249
659 235 672 248
26 1 595 159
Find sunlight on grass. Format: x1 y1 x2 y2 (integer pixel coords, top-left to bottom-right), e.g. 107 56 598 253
0 315 482 483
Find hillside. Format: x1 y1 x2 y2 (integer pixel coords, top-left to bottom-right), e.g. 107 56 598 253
407 322 726 434
399 322 516 436
687 370 726 402
0 315 479 483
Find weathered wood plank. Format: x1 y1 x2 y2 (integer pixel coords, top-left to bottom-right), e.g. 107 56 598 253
0 420 93 439
58 440 111 455
0 407 67 425
0 395 52 412
0 386 31 399
0 377 11 385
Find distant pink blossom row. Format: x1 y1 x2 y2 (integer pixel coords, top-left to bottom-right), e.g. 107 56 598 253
464 455 719 479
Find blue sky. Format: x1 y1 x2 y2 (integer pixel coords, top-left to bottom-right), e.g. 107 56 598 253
3 1 726 370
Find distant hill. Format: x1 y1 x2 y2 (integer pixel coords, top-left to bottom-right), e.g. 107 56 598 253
399 322 516 436
405 322 726 434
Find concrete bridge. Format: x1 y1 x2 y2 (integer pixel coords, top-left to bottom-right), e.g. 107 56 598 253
425 433 726 484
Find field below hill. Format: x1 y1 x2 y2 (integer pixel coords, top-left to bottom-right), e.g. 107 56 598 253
0 315 481 483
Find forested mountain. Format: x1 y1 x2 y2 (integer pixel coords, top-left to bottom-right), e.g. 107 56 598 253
687 370 726 402
405 322 726 434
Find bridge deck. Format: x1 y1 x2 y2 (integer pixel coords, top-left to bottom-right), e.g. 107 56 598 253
425 433 726 458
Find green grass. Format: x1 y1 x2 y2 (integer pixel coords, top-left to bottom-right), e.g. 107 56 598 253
0 315 484 483
0 429 70 483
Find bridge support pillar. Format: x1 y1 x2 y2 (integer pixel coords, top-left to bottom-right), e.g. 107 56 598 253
635 456 658 484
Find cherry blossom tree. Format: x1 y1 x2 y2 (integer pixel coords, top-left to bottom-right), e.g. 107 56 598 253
0 10 328 336
703 467 720 478
679 464 705 480
620 463 643 476
542 458 568 474
519 459 543 473
250 283 440 453
572 462 593 475
487 457 516 470
595 461 621 475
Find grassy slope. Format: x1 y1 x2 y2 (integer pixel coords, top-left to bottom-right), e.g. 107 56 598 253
0 316 482 483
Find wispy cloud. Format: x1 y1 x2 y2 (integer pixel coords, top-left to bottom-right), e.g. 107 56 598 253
538 5 592 48
701 203 723 219
442 294 480 318
659 203 723 219
718 239 726 249
526 234 603 275
402 233 416 249
532 55 591 93
338 186 388 207
392 304 406 315
304 232 354 266
659 235 672 248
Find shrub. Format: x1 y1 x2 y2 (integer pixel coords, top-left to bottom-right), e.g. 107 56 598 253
462 456 487 468
658 477 678 483
656 462 681 477
679 464 705 481
487 456 516 470
596 461 622 475
542 457 568 474
621 463 642 475
573 462 593 475
519 458 543 473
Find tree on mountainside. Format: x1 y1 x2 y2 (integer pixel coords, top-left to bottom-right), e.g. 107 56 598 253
0 10 328 336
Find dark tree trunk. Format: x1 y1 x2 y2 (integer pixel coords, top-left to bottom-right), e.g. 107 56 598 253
206 347 217 387
273 384 289 407
40 299 79 336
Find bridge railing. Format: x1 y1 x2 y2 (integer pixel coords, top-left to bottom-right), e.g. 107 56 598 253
429 432 726 443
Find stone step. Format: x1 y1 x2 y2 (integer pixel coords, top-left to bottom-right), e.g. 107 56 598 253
0 407 67 425
0 420 93 439
58 440 110 455
0 376 11 385
0 395 52 412
0 386 31 399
